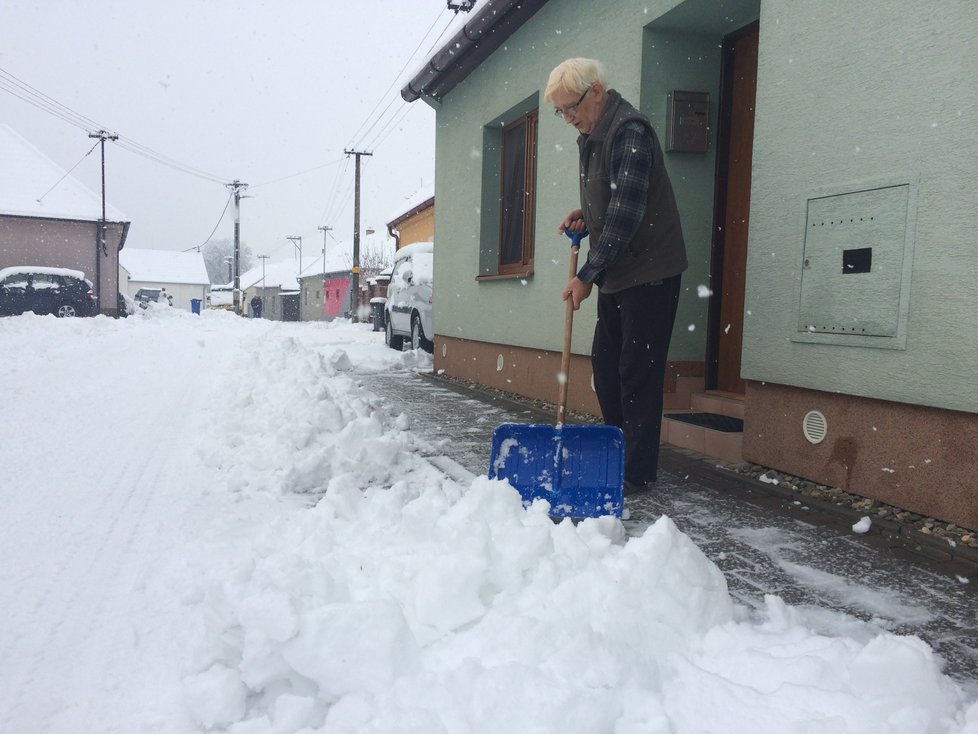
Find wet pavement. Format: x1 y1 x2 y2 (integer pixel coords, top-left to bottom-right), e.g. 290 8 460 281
357 367 978 688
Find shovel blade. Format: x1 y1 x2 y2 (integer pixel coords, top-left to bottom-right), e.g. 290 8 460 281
488 423 624 518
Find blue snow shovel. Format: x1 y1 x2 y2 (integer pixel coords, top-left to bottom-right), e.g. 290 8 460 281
488 228 624 519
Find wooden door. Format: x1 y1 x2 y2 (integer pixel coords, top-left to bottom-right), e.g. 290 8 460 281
708 22 758 395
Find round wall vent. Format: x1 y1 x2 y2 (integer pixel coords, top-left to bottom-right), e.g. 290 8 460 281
496 354 505 372
802 410 828 444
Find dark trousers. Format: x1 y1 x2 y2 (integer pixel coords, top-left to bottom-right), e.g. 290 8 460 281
591 273 681 484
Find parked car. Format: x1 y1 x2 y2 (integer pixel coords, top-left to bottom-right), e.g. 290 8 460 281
384 242 434 353
207 284 235 311
117 292 137 317
134 288 162 308
0 266 97 318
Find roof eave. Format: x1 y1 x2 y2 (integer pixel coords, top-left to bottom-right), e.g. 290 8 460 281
386 195 435 229
401 0 549 103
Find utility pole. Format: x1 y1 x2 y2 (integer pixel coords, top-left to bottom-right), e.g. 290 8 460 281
88 130 118 313
318 225 332 276
226 180 248 314
286 235 302 263
344 149 372 321
258 254 270 317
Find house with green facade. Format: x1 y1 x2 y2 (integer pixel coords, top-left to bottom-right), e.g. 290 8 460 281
401 0 977 531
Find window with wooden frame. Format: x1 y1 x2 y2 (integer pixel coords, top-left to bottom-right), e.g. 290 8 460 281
497 109 538 275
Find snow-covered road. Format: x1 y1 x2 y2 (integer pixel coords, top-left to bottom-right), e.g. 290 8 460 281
1 313 251 731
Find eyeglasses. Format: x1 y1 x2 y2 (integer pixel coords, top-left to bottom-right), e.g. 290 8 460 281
553 87 589 117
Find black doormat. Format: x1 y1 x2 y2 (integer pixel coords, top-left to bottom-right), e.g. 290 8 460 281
667 412 744 432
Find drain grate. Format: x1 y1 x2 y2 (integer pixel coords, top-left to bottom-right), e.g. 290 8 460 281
667 412 744 433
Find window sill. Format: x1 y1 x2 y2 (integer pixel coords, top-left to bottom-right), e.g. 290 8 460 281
475 270 534 282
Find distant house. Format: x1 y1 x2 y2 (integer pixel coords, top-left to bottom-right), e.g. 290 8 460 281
401 0 978 531
119 248 210 311
294 241 358 322
241 256 320 322
0 124 130 316
299 268 357 322
386 183 434 251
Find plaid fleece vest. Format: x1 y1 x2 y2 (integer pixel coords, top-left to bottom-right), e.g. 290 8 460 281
578 90 688 293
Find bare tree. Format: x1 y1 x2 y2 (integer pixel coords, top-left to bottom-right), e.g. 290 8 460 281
202 239 254 284
358 243 394 280
334 239 393 280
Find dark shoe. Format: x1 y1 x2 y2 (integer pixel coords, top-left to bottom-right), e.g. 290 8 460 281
623 479 653 497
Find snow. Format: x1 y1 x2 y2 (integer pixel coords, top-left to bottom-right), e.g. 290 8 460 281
120 248 210 285
0 310 976 734
0 265 90 283
393 240 434 261
387 181 435 224
854 515 873 533
241 254 349 291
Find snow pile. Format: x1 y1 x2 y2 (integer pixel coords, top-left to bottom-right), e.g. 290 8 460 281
182 489 736 732
168 319 973 734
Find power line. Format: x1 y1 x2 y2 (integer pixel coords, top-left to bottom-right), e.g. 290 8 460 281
346 12 456 154
251 156 345 188
114 137 229 184
346 6 449 148
254 9 451 194
316 9 460 228
184 191 234 252
0 66 105 132
363 97 421 153
319 156 353 229
0 64 230 185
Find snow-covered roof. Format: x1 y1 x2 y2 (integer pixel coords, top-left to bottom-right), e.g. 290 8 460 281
242 239 365 289
387 181 434 225
120 248 210 285
0 124 127 222
241 256 325 290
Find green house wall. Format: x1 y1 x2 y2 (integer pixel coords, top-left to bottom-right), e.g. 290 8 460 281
741 0 977 414
427 0 975 414
429 0 759 363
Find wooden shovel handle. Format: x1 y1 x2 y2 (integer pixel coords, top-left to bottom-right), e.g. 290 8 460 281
556 242 580 425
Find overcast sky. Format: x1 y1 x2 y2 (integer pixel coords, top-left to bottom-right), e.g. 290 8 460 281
0 1 466 260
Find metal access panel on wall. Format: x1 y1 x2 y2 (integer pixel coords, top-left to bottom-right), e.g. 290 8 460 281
796 184 911 339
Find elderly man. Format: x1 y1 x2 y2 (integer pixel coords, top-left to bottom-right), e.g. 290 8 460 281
545 57 688 496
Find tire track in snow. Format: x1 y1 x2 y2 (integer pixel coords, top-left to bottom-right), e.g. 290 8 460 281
0 327 234 734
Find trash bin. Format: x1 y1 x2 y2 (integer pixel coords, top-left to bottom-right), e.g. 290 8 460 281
370 297 386 332
191 298 202 315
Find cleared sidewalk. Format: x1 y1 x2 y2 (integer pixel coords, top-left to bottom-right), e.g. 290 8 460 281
360 368 978 686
